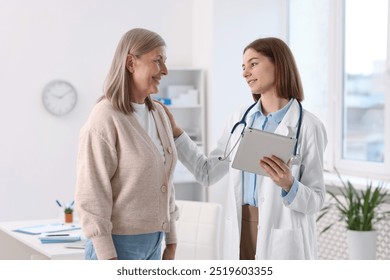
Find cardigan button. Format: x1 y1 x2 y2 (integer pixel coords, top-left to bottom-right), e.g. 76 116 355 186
161 185 167 193
162 222 168 230
167 147 173 154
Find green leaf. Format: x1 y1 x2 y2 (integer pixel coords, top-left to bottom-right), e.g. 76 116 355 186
319 168 389 233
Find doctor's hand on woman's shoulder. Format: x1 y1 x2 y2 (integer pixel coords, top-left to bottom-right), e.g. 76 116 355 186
154 100 184 138
260 155 294 192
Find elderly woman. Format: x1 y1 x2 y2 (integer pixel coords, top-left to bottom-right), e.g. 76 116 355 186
75 28 178 260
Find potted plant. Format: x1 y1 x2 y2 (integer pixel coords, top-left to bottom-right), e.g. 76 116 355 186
64 201 74 223
317 169 390 259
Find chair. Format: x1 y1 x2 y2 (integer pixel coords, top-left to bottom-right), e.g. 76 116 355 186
174 200 222 260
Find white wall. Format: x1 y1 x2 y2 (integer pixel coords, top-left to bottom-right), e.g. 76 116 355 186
0 0 194 222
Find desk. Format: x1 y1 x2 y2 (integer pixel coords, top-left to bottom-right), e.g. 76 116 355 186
0 219 84 260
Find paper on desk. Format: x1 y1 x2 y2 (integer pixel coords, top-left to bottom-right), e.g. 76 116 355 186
13 223 80 235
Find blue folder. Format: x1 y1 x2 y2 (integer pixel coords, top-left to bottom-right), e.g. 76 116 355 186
13 223 80 235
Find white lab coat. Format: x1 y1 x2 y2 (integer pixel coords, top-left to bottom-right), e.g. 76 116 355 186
175 99 328 259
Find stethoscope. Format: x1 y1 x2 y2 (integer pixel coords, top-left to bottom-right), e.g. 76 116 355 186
218 99 303 166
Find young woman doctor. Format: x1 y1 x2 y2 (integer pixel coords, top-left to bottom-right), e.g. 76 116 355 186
163 37 327 259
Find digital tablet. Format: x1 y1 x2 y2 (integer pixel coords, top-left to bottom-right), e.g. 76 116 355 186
231 127 297 176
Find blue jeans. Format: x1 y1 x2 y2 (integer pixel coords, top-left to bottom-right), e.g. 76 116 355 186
85 232 164 260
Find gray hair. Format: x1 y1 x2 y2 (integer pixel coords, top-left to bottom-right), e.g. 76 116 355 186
101 28 166 114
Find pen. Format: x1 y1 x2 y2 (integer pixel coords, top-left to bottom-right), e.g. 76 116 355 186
55 200 62 207
46 234 70 236
69 200 74 208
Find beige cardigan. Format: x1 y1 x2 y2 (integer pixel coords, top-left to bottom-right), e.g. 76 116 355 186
75 99 178 260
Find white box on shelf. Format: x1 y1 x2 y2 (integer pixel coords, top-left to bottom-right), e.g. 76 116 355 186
167 85 198 106
167 85 194 99
186 89 199 105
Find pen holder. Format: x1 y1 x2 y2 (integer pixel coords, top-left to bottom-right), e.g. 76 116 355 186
65 212 73 223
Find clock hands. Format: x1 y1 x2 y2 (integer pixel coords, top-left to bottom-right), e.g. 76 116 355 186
53 89 73 99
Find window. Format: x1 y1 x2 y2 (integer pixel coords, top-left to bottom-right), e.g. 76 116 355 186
342 0 388 162
289 0 390 179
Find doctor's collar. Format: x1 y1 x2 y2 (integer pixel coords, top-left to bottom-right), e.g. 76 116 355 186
252 98 294 121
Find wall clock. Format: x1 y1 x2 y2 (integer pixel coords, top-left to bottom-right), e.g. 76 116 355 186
42 80 77 116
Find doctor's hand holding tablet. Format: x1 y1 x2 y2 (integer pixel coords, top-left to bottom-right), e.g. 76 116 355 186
163 37 327 260
259 155 295 192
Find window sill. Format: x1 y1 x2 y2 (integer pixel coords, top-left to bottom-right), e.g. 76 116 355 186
323 170 390 192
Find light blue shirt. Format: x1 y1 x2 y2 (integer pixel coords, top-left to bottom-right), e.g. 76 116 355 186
242 99 299 206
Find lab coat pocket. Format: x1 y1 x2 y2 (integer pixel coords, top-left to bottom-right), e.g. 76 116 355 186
268 228 305 259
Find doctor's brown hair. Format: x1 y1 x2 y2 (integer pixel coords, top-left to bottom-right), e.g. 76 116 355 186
244 37 304 103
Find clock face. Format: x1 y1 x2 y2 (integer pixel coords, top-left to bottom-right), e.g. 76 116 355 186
42 80 77 116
